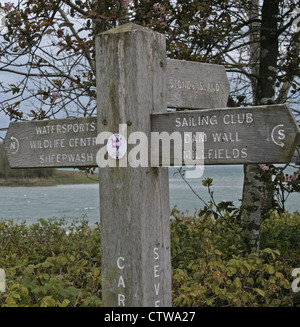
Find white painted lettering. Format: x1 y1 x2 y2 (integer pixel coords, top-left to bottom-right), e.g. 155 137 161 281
187 147 248 161
35 121 96 135
223 114 230 125
154 247 159 260
175 117 181 127
118 275 125 288
175 115 217 128
118 294 125 306
278 129 285 140
90 121 96 132
246 113 253 124
181 118 188 127
117 257 125 270
241 148 248 158
233 149 240 158
223 113 253 125
169 79 220 92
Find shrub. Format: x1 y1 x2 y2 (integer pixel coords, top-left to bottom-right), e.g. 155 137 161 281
171 209 300 307
0 217 102 307
0 211 299 307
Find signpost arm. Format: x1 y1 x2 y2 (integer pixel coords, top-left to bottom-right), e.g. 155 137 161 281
96 23 171 307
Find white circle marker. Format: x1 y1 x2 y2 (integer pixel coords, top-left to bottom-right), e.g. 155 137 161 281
107 133 127 160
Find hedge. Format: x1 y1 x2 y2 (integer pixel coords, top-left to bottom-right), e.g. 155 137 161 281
0 210 299 307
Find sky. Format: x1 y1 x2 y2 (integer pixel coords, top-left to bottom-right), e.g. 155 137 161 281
0 0 95 140
0 0 18 140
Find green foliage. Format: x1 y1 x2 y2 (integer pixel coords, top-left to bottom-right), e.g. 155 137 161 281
0 217 102 307
260 212 300 261
0 211 299 307
171 209 300 307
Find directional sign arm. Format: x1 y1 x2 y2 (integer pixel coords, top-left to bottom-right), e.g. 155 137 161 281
166 59 230 109
151 104 300 166
3 117 98 168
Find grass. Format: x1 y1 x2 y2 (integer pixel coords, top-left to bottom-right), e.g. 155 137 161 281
0 170 98 186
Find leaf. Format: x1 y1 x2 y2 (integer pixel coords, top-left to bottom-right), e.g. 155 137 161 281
64 286 79 297
65 34 72 46
273 249 280 256
40 296 56 307
214 249 222 256
58 299 70 307
234 277 242 288
40 20 54 27
241 261 251 275
45 28 54 34
5 296 18 307
268 266 275 274
202 177 213 187
42 261 52 268
275 272 283 279
59 22 74 28
263 248 272 254
255 288 265 297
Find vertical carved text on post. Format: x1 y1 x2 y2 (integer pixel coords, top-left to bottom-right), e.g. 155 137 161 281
0 269 5 293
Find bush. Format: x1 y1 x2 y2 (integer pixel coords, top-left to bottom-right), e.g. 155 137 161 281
0 211 299 307
0 217 102 307
171 209 300 307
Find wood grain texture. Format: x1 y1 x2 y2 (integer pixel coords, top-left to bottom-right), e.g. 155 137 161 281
3 117 98 168
96 23 171 307
166 58 230 109
151 104 300 165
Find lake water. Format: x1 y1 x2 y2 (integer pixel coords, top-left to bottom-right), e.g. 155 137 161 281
0 166 299 226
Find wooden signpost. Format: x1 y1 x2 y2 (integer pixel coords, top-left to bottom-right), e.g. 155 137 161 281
3 117 98 168
151 104 299 166
166 58 230 109
4 105 298 168
3 23 300 307
95 23 172 307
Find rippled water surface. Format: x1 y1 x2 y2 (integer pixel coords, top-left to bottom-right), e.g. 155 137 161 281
1 166 299 225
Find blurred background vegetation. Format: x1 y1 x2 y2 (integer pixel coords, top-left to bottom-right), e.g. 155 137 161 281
0 142 55 180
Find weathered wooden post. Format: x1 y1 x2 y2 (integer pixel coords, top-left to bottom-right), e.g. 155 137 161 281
95 24 172 307
3 23 299 309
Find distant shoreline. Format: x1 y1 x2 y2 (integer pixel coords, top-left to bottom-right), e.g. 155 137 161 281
0 170 98 186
